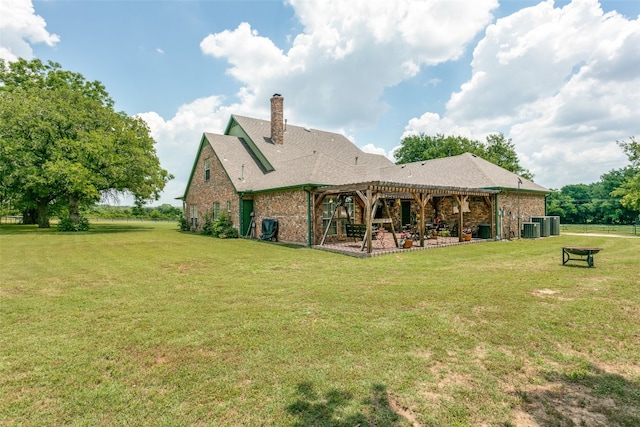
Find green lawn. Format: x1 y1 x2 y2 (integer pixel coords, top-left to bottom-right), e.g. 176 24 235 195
1 222 639 426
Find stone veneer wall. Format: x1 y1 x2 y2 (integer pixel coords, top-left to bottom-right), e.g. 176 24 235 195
437 197 491 229
496 191 546 239
184 143 239 231
251 190 309 244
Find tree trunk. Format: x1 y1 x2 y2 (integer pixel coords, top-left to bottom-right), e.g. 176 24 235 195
37 201 50 228
68 196 80 224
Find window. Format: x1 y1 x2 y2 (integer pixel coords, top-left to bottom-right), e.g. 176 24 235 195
213 202 220 220
204 159 210 181
227 201 232 213
322 197 354 236
189 204 198 229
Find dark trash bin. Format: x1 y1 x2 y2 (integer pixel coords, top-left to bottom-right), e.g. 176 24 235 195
260 218 279 241
478 223 491 239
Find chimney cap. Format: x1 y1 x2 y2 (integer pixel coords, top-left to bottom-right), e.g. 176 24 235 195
272 93 282 97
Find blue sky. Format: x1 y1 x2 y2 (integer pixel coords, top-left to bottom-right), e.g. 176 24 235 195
2 0 639 206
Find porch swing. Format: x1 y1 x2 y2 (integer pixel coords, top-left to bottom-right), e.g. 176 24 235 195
319 195 398 251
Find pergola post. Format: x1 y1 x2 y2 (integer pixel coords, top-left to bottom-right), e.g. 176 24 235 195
365 188 373 253
412 192 431 247
453 194 464 242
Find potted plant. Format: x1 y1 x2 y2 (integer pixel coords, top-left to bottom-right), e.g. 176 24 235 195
462 227 472 241
398 231 413 248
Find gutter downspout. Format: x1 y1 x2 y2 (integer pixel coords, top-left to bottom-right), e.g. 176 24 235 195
544 193 548 216
304 187 312 247
494 193 500 240
239 192 244 237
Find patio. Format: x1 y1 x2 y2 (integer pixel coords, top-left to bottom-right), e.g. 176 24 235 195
314 180 499 255
314 233 488 257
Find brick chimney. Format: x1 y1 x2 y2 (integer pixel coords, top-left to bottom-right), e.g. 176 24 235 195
270 93 284 145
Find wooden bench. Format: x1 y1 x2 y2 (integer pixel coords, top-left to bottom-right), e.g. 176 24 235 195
345 223 367 241
562 246 602 268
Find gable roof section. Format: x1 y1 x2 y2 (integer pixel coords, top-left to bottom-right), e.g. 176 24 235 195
224 116 274 173
219 115 394 192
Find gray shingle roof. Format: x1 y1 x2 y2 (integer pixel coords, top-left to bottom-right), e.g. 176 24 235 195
198 116 549 194
212 115 394 192
380 153 548 192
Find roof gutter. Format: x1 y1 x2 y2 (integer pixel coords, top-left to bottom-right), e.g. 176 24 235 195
482 186 551 194
239 183 325 195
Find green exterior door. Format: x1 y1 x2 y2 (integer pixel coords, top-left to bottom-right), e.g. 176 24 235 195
242 199 254 237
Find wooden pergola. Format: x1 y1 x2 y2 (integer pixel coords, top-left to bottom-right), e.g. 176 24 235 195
315 181 500 254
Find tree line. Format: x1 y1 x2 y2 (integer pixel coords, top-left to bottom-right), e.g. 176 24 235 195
83 204 183 221
546 137 640 224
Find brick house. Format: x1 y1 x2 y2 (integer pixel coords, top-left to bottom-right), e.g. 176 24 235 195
182 94 549 252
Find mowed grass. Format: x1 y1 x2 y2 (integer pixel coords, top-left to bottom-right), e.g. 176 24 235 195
1 222 639 426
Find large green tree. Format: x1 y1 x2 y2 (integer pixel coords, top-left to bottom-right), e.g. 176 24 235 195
393 132 533 180
612 137 640 213
0 59 171 227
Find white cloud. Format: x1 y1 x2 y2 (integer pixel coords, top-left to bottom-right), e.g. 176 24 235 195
404 0 640 188
0 0 59 61
359 143 387 157
404 112 479 140
199 0 498 131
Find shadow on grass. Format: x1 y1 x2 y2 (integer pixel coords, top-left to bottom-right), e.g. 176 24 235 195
561 263 598 268
83 223 156 234
515 364 640 426
0 223 156 235
253 239 308 250
286 382 415 426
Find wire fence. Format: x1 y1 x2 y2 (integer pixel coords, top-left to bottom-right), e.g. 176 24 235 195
560 223 638 236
